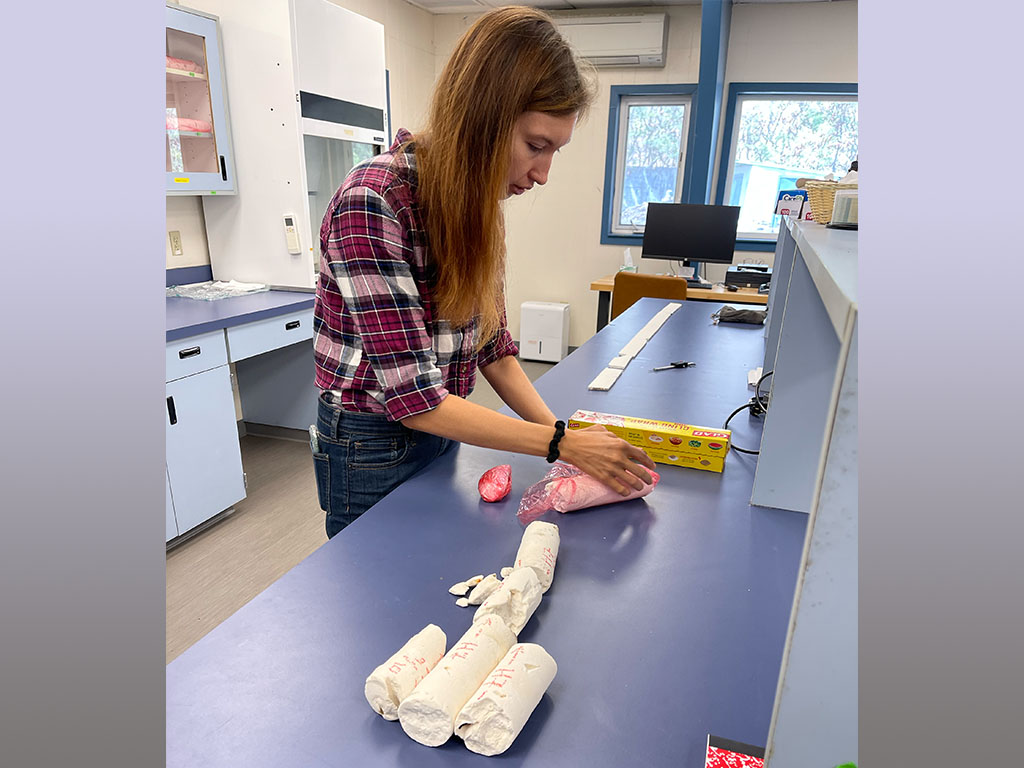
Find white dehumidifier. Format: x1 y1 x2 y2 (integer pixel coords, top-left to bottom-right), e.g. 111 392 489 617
519 301 570 363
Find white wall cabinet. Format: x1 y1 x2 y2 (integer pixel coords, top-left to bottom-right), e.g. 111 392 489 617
165 334 245 541
193 0 387 288
166 4 237 195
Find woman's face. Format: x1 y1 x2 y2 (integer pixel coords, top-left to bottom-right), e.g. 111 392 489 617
506 111 577 198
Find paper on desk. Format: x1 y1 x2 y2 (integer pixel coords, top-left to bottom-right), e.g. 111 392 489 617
221 279 269 292
588 366 624 391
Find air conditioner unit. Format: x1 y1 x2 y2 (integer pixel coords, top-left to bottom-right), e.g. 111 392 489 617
556 13 668 68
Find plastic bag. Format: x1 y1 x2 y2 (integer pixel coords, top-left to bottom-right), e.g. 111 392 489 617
516 462 659 523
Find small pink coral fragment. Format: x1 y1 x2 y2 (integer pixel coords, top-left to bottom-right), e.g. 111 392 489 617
478 464 512 503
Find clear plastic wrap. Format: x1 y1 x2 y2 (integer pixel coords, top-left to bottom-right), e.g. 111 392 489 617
516 462 659 523
166 280 270 301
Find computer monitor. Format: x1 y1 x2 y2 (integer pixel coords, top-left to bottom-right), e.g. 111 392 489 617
641 203 741 265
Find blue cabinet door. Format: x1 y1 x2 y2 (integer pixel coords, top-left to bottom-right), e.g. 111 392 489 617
165 364 245 536
166 466 179 542
166 5 236 194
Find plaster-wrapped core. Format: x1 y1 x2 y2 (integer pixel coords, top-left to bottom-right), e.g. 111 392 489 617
397 616 516 747
364 624 446 721
455 643 557 756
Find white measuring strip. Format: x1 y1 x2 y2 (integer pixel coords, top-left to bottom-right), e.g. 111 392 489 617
587 366 624 391
607 354 632 370
588 302 683 391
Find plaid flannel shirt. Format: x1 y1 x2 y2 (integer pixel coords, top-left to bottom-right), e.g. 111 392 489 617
313 129 519 421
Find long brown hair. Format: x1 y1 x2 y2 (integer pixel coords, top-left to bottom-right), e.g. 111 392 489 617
415 7 595 347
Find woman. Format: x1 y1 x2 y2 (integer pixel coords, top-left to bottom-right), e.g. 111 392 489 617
311 6 655 539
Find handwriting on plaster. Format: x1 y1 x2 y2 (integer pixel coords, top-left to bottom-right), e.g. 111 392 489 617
541 547 555 572
451 641 478 661
388 653 429 676
477 667 516 699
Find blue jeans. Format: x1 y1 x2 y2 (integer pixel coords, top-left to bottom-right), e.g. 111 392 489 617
312 391 452 539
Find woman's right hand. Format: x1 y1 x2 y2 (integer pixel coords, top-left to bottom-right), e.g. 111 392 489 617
556 425 657 495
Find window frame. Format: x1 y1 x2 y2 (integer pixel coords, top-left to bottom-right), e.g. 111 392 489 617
714 82 859 251
601 84 698 246
610 94 693 236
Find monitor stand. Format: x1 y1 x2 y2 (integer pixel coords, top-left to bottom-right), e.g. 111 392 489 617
680 260 710 288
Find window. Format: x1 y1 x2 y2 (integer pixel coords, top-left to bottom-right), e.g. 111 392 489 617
613 95 691 233
716 84 858 248
602 85 697 244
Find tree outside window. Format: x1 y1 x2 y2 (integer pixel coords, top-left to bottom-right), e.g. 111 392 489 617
619 104 687 228
728 96 858 237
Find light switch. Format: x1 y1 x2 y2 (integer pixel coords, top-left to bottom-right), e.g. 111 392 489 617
169 230 183 257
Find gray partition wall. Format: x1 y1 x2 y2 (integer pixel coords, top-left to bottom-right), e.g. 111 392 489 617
766 321 858 767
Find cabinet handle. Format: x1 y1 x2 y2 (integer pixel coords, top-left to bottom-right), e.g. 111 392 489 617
178 346 201 359
220 155 228 182
167 396 178 426
285 320 301 330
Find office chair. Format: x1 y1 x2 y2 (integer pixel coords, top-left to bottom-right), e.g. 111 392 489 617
610 272 687 320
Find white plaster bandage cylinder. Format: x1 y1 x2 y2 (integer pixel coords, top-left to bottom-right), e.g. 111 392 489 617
455 643 558 756
397 616 516 747
514 520 560 593
473 567 543 635
364 623 446 721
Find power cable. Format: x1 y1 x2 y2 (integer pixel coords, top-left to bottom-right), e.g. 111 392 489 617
724 370 773 455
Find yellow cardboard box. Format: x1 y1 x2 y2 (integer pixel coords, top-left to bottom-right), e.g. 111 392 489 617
566 409 730 472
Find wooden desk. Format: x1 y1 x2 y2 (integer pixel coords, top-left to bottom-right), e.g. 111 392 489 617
589 273 767 332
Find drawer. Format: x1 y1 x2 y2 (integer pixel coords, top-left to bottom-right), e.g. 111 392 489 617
166 329 229 382
226 308 313 362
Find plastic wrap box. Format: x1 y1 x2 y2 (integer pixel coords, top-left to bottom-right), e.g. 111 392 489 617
567 409 731 472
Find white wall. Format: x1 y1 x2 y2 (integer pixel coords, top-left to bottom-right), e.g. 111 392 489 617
165 0 436 271
435 2 856 347
725 0 858 83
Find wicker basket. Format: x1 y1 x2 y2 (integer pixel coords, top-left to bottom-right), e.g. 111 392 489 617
804 180 858 224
